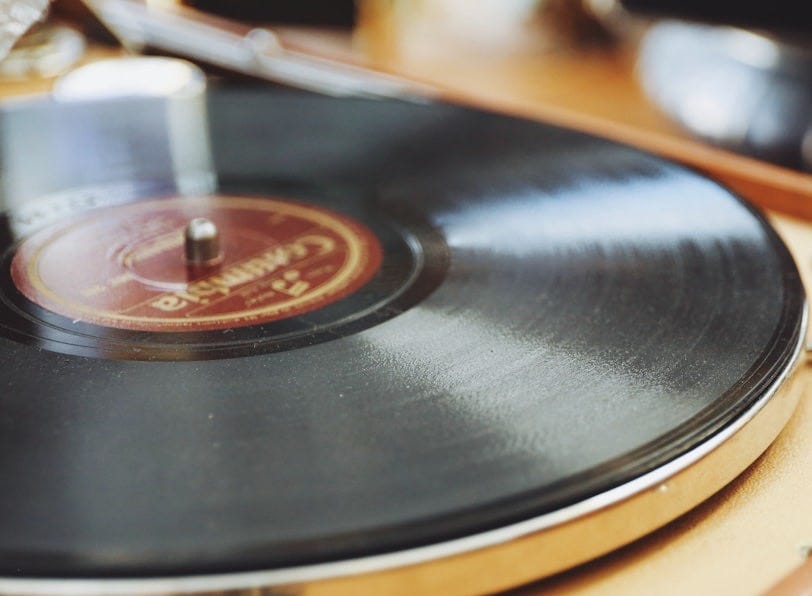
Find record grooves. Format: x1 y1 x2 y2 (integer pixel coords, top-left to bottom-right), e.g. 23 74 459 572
0 88 805 593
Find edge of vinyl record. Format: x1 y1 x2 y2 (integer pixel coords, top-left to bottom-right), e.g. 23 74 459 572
0 306 804 596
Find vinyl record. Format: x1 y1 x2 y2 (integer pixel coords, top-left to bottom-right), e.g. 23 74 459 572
0 88 804 594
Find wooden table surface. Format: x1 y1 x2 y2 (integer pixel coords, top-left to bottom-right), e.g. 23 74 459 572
2 12 812 594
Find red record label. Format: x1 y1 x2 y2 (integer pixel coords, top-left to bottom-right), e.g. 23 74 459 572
10 196 383 332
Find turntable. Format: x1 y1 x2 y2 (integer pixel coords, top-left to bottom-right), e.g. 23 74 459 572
0 2 811 595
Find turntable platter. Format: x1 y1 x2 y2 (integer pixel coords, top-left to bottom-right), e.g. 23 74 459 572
0 89 804 594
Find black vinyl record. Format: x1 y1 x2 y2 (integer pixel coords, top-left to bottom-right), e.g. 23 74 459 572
0 88 804 587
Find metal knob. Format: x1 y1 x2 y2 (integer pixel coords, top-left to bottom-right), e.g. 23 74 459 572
184 217 221 266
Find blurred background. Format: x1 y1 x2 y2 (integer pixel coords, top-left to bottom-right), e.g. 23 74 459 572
1 0 811 210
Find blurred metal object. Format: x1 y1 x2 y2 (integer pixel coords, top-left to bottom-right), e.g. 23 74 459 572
0 23 85 79
184 217 222 266
0 0 49 59
0 56 215 230
585 0 812 172
637 21 812 172
51 56 215 199
80 0 435 100
54 55 206 100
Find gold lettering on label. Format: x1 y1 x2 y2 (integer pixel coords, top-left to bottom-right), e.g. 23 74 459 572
240 259 265 277
211 268 254 287
150 295 188 312
271 270 310 297
245 289 278 307
304 264 337 278
296 234 336 256
182 280 230 301
146 233 336 314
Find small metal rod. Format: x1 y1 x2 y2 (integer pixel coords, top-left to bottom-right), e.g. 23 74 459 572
184 217 222 266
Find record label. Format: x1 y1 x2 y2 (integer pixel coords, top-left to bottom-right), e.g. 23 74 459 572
10 195 383 332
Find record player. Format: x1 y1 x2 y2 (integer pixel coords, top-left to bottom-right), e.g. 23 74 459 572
0 2 811 595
